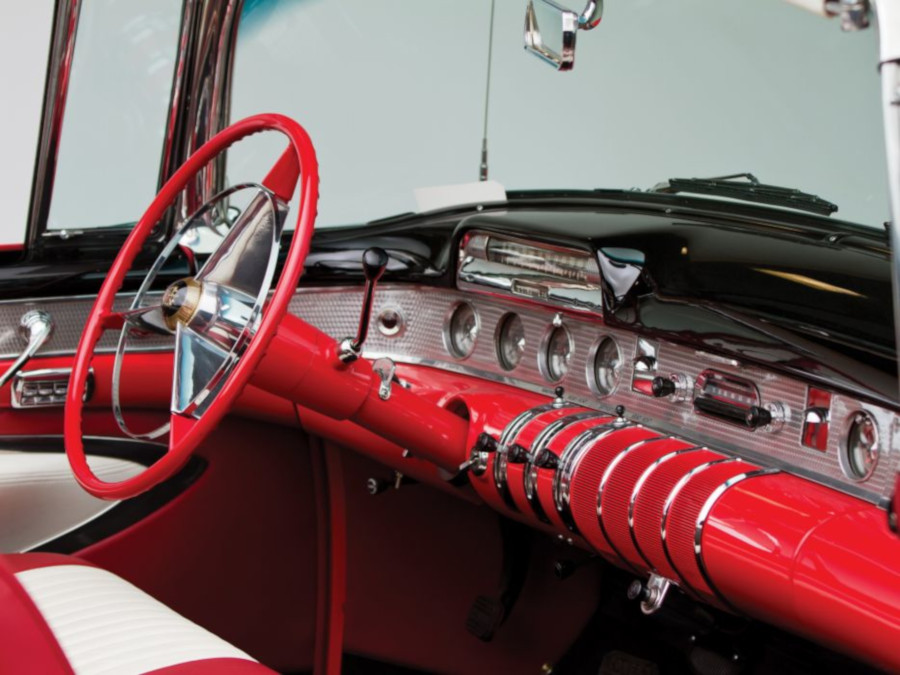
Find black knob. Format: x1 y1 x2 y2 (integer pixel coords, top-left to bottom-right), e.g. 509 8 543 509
745 405 772 429
362 247 389 282
651 376 676 398
627 579 651 602
507 443 529 464
534 449 559 470
554 386 565 399
473 432 498 454
615 405 626 418
366 477 390 496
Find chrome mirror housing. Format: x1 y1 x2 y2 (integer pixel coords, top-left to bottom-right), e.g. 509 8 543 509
524 0 603 71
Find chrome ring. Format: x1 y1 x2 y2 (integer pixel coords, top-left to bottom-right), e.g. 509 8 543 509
627 446 703 571
552 422 622 529
659 457 735 596
693 468 779 612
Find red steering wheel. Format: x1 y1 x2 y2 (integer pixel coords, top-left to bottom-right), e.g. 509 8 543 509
65 114 319 500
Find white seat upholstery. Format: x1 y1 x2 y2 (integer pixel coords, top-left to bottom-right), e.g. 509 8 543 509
16 564 259 675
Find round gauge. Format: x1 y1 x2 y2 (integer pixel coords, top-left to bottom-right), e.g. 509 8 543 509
841 411 879 481
496 313 526 371
445 302 479 359
587 336 621 396
543 325 573 382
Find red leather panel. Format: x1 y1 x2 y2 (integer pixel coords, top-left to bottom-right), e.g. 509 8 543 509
339 450 601 674
77 418 319 673
599 438 694 570
631 448 722 580
0 557 73 675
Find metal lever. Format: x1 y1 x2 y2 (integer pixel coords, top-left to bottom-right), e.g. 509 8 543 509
0 311 54 388
339 248 389 363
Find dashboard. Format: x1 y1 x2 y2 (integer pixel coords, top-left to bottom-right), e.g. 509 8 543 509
289 283 898 509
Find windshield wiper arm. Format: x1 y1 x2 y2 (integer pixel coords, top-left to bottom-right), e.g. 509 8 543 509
652 173 839 216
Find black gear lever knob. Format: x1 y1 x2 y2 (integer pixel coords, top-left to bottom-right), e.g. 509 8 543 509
338 247 391 363
362 247 389 282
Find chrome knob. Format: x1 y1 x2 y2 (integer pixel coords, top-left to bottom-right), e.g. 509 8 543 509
0 311 54 389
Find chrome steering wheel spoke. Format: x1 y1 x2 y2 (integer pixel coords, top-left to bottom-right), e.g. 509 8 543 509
112 182 288 440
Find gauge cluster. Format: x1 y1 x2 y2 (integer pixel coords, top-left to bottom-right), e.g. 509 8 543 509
289 284 900 507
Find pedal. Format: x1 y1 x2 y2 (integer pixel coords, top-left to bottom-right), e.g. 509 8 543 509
466 595 505 641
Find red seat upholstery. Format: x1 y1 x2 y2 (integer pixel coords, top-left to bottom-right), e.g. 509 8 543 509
0 554 276 674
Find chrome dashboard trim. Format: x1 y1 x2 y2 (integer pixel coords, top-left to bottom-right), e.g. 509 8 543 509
627 447 704 571
597 435 671 520
659 457 736 597
584 334 622 398
457 230 604 313
553 423 623 529
494 403 572 510
523 410 607 521
595 435 670 570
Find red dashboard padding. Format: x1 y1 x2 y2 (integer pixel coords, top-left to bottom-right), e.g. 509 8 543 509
599 438 695 570
664 459 758 601
631 448 723 581
0 557 74 674
701 472 900 672
569 426 659 562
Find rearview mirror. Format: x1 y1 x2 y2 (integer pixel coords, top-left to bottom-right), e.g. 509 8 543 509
524 0 603 71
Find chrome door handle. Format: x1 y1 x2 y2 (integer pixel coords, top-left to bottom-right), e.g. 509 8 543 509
0 311 54 389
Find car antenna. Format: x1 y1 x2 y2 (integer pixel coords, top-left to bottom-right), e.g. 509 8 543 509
479 0 496 181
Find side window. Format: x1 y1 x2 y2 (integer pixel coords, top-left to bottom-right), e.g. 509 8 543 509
45 0 182 232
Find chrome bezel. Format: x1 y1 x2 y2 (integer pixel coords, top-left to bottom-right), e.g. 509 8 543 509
495 312 526 371
539 323 573 383
839 410 880 482
586 335 621 397
376 307 406 338
443 301 479 360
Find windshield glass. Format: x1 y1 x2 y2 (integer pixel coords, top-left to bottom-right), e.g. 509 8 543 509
227 0 886 229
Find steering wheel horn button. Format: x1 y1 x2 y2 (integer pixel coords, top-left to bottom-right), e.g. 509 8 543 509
161 278 203 331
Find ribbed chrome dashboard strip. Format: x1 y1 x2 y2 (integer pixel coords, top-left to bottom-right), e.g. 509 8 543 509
553 423 623 530
659 457 736 597
627 447 703 571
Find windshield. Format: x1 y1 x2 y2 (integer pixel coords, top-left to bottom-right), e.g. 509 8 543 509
226 0 887 229
42 0 888 236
